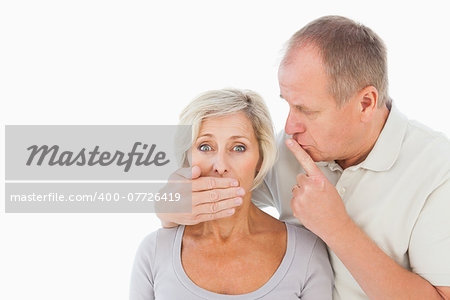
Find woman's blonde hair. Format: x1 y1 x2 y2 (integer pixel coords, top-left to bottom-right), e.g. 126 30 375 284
177 88 277 191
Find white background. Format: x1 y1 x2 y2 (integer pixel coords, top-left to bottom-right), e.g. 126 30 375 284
1 1 449 299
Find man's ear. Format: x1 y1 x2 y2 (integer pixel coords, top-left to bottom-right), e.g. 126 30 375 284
358 85 378 123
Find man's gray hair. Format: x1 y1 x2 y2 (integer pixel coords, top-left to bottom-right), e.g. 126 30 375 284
282 15 392 108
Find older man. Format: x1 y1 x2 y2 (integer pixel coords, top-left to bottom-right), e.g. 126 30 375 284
158 16 450 299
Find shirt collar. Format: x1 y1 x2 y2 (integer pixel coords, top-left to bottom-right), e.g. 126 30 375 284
359 104 408 171
318 104 408 172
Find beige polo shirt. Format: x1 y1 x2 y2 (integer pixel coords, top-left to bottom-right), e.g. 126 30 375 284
252 105 450 299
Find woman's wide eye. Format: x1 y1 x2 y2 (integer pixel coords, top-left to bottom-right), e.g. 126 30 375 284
198 144 212 152
233 145 246 152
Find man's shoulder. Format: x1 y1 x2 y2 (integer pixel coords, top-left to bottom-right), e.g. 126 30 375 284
393 117 450 190
406 118 449 144
404 119 450 166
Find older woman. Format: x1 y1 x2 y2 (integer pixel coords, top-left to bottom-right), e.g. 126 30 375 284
130 89 333 299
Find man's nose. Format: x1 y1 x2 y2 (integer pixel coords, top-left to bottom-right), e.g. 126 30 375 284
213 151 229 175
285 109 306 135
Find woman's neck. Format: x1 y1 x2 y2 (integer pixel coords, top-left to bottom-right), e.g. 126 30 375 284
188 193 264 242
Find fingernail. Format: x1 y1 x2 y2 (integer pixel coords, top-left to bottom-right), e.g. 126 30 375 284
236 187 245 196
287 139 294 146
228 208 235 215
231 180 239 187
235 197 243 205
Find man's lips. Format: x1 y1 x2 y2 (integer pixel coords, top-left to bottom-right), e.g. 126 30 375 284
291 135 311 148
299 143 314 150
293 140 309 148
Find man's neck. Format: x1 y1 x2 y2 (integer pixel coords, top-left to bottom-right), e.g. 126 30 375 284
336 105 390 170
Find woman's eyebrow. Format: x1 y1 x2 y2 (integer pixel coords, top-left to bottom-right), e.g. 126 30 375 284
230 135 250 141
197 133 214 138
197 133 250 141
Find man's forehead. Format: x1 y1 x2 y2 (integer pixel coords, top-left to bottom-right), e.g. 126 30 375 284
279 55 324 80
278 49 330 102
279 94 315 111
282 43 322 64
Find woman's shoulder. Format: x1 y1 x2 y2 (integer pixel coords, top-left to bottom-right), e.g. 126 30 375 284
136 226 181 259
285 222 329 260
286 223 320 244
285 222 334 293
286 223 333 285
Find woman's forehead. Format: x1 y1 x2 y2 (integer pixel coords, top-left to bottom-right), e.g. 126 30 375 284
198 112 256 140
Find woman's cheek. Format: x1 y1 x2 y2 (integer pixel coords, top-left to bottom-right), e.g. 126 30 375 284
237 157 259 191
191 152 209 173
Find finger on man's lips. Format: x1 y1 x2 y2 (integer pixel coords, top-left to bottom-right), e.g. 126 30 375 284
192 176 240 192
285 138 322 177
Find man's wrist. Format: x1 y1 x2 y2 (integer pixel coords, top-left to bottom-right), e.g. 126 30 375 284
321 216 356 247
